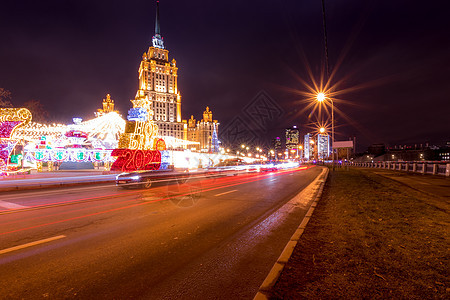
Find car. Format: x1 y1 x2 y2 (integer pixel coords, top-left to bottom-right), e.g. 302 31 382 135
116 168 190 189
259 162 279 172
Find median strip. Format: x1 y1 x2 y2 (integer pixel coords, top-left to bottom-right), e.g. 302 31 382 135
0 235 66 255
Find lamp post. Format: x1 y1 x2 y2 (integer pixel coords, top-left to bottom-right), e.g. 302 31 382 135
317 92 334 168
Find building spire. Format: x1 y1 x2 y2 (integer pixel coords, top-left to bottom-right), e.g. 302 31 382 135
152 1 164 49
155 0 160 36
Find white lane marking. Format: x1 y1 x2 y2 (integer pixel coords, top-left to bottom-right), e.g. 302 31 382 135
214 190 238 197
269 179 276 182
0 235 66 255
0 200 28 210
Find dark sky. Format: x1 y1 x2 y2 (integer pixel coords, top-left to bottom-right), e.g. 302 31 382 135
1 0 449 151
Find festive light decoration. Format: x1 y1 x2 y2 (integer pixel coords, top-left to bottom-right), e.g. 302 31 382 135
0 108 32 174
0 108 32 138
117 95 160 151
110 92 169 171
23 149 114 163
127 107 148 121
12 121 66 142
81 112 126 149
110 149 163 172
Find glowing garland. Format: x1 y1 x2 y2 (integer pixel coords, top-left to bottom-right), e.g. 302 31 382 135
110 149 164 172
24 149 114 163
0 108 32 174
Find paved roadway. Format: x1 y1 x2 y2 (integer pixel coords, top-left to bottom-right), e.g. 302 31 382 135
0 166 322 299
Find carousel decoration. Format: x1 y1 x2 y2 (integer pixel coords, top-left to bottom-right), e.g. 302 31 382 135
0 108 32 174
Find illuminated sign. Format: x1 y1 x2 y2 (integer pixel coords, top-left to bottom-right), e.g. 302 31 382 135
110 149 162 172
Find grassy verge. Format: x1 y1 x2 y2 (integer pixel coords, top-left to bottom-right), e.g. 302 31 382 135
270 168 449 299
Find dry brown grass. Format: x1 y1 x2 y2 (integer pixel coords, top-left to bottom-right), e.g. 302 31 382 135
270 168 449 299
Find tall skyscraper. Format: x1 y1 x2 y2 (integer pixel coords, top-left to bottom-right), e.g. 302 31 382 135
272 137 282 160
127 1 220 152
286 126 299 158
285 126 299 150
132 1 184 140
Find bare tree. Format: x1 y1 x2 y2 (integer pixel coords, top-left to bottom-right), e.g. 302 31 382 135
0 88 13 108
22 99 50 123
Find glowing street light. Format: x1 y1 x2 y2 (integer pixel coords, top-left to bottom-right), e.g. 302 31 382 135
319 127 325 134
316 92 334 167
317 92 326 102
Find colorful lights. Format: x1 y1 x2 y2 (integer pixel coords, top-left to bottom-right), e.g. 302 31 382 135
23 149 114 163
110 149 163 172
0 108 32 138
0 108 32 174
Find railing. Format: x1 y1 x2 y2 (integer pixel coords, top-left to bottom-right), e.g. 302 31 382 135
343 161 450 177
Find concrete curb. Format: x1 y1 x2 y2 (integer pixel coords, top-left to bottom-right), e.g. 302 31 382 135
254 167 330 300
0 180 116 193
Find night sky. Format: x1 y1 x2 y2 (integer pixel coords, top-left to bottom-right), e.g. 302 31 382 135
1 0 449 151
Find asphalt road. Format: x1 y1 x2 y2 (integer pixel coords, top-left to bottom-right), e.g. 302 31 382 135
0 166 322 299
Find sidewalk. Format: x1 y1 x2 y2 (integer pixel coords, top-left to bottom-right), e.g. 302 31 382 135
269 168 449 299
0 169 119 192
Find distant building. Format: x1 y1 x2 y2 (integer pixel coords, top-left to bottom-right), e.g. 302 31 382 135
272 137 282 160
286 126 299 159
96 94 118 117
368 143 386 156
286 126 299 149
304 133 314 160
187 107 219 152
317 134 330 160
356 142 450 162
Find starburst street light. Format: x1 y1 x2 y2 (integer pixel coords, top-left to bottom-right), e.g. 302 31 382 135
316 92 335 167
317 92 326 102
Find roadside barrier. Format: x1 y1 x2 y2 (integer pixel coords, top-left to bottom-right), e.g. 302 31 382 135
343 161 450 177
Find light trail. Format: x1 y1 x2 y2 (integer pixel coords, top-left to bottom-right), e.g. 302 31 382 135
0 166 312 236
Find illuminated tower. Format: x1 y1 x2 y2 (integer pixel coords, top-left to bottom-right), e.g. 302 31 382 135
317 133 330 159
132 1 184 139
285 126 299 158
96 94 117 117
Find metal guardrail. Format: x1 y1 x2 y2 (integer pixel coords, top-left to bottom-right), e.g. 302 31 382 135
343 161 450 177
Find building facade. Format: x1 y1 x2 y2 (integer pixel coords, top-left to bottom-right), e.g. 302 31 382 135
187 107 219 152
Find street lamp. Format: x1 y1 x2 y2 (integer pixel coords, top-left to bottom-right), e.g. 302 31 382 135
316 92 334 167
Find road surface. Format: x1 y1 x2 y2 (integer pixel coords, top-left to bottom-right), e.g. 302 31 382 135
0 166 322 299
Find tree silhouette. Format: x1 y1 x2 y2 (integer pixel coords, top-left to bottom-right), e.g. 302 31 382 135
22 99 50 123
0 88 13 108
